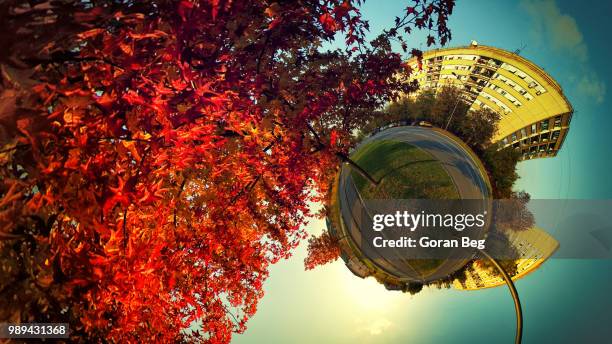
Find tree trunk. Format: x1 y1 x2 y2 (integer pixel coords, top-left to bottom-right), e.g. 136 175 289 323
335 152 379 186
0 231 22 241
304 123 379 186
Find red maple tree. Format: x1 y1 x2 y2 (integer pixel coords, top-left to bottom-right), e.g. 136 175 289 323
0 0 454 342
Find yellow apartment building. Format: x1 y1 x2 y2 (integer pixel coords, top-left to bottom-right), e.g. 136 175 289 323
452 226 559 290
406 42 573 160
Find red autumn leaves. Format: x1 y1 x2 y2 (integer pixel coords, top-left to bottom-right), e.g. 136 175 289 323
0 0 454 342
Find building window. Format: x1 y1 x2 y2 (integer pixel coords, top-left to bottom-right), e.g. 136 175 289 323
541 119 549 131
531 123 537 133
554 116 562 128
551 130 560 141
511 133 517 141
520 128 527 137
541 132 550 142
502 138 508 145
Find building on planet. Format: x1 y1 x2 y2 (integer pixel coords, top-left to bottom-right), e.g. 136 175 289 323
404 41 573 160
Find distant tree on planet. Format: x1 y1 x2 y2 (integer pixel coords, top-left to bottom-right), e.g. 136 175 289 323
494 191 535 232
482 145 522 198
404 281 424 295
0 0 455 342
304 232 341 270
363 86 499 151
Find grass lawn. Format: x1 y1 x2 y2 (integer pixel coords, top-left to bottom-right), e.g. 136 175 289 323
350 140 459 200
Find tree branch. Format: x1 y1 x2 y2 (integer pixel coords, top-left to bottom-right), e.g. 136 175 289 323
122 208 128 249
0 231 23 241
256 31 271 74
306 122 379 185
0 143 28 154
229 175 261 205
23 53 124 71
174 177 188 228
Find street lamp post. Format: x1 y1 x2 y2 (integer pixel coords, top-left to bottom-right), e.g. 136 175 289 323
479 249 523 344
444 72 466 131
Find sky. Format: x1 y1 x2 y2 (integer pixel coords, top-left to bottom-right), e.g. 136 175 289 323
234 1 612 343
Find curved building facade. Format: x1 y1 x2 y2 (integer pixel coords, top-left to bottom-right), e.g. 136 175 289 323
406 42 573 160
452 226 559 290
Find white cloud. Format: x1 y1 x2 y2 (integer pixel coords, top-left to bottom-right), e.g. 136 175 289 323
365 318 393 336
577 72 606 104
521 0 606 103
521 0 587 61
